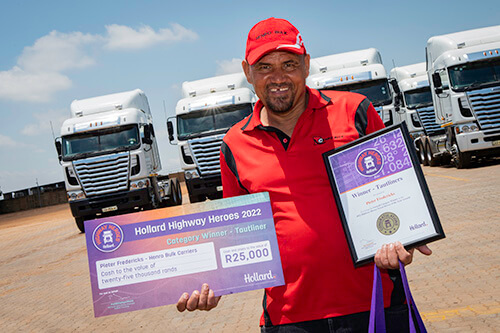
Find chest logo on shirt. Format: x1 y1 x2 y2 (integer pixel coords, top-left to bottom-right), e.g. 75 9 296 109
355 149 384 177
312 136 332 145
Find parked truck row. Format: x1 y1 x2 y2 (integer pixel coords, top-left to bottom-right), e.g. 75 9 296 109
56 25 500 231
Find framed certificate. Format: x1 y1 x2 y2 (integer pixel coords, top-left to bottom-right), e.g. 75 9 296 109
323 122 445 267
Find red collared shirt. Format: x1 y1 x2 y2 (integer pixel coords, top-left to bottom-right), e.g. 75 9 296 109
220 87 393 325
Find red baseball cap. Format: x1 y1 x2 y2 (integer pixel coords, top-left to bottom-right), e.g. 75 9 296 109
245 17 306 65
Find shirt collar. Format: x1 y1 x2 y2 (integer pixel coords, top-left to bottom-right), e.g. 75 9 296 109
241 86 332 132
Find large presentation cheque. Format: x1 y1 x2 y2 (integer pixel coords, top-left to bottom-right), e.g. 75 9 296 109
323 122 445 267
85 192 284 317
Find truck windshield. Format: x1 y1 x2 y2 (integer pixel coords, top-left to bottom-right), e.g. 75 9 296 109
177 103 253 140
448 57 500 91
323 79 393 107
404 87 433 109
62 125 139 161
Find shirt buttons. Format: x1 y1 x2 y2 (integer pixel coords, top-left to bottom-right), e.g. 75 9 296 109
283 138 288 143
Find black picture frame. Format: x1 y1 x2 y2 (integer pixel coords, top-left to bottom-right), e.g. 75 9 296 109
322 122 445 267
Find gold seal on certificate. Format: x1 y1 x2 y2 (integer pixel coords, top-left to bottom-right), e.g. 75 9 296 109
323 122 445 267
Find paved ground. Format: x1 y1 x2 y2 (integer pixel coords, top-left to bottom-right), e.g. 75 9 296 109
0 160 499 332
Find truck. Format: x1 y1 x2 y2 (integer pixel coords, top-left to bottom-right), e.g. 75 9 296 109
390 63 447 166
55 89 182 232
426 25 500 168
167 72 256 203
307 48 396 127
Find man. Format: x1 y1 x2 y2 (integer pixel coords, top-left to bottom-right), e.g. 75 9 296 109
177 17 431 332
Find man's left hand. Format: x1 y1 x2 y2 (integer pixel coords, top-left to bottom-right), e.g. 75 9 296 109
374 242 432 269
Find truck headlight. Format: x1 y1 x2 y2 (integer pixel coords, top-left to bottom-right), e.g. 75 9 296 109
185 170 199 180
130 178 150 190
67 191 85 201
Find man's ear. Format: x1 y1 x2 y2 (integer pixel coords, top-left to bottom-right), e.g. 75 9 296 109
304 54 310 78
242 60 253 85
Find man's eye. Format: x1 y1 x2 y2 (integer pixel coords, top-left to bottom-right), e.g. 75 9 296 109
284 63 298 71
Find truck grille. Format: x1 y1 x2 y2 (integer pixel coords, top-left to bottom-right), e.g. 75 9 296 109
416 106 444 136
188 134 224 177
73 152 130 196
467 86 500 136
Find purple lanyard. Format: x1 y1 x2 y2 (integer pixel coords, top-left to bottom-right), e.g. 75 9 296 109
368 261 427 333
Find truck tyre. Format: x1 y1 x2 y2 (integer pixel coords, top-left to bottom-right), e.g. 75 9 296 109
171 179 182 206
453 144 472 169
175 181 183 205
426 141 440 167
418 141 429 166
75 217 85 233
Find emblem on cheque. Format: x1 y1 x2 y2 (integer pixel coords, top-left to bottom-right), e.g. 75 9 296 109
355 149 384 177
376 212 400 235
92 222 124 252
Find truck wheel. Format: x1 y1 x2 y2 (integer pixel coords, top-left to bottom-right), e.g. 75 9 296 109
418 141 429 166
426 141 440 167
175 181 183 205
75 217 85 233
453 145 472 169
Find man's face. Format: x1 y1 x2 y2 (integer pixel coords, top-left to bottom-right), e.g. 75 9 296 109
243 51 310 114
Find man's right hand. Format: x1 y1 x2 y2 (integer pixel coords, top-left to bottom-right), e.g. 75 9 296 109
176 283 221 312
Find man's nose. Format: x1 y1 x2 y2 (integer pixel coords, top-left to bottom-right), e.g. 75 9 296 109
268 67 288 84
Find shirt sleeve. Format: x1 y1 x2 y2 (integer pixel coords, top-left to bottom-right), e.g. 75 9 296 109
365 101 385 134
220 144 248 198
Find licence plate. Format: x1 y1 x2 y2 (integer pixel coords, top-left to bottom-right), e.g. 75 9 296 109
216 186 223 192
102 205 118 213
492 140 500 147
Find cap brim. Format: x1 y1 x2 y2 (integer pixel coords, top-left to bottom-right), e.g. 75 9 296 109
247 41 305 65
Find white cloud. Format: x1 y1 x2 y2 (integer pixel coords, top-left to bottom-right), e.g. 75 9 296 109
0 67 72 102
0 134 19 148
21 109 68 136
215 58 244 75
0 134 45 153
105 23 198 50
18 30 100 73
0 23 198 103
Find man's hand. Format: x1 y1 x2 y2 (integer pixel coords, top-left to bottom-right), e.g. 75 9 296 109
374 242 432 269
176 283 221 312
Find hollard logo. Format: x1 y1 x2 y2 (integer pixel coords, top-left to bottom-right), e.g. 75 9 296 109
355 148 384 177
244 270 276 284
92 222 124 252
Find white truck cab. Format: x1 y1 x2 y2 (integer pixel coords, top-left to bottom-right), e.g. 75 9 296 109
168 72 256 203
56 89 182 232
390 63 447 166
426 25 500 168
307 48 395 126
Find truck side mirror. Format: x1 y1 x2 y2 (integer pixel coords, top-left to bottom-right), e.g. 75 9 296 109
432 73 443 94
55 139 62 162
142 124 153 145
167 121 175 142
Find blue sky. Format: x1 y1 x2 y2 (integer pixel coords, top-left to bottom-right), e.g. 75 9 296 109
0 0 498 193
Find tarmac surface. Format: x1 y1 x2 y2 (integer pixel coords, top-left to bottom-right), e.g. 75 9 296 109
0 160 499 332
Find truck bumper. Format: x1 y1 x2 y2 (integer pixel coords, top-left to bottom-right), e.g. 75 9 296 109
186 176 222 198
456 131 500 155
69 188 150 218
